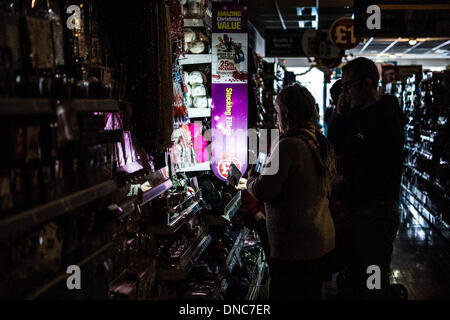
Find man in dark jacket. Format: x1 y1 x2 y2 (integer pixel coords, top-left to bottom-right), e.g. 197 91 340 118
331 57 406 299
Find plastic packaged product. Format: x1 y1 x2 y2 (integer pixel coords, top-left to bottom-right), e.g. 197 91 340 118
184 28 196 43
191 84 206 97
188 41 205 54
193 96 208 108
187 71 206 85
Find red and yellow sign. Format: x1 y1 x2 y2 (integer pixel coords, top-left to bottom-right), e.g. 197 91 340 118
329 17 360 50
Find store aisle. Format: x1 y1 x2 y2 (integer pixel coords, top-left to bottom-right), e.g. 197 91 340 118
390 202 450 300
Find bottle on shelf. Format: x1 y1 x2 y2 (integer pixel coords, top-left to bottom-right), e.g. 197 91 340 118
21 0 55 98
25 123 42 207
0 0 23 97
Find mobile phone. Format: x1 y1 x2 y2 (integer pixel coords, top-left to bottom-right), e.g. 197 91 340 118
255 152 267 174
227 162 242 186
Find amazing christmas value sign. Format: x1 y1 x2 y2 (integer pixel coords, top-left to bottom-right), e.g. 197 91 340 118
211 1 248 181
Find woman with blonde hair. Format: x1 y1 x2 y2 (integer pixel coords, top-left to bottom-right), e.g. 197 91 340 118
237 83 336 299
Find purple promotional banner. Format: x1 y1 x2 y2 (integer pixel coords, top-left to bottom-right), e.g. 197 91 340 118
212 84 248 181
212 1 248 34
212 1 248 181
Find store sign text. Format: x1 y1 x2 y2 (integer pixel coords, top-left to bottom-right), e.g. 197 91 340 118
366 5 381 30
216 10 242 30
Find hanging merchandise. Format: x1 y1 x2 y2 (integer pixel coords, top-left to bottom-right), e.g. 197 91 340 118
173 60 188 124
189 123 209 163
169 0 185 44
173 81 188 125
171 124 197 170
211 1 248 181
104 0 173 154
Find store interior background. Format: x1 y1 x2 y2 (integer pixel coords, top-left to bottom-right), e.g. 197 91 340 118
248 0 450 300
0 0 449 300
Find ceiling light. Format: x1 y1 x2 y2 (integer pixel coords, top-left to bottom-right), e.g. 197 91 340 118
298 20 316 29
297 7 317 16
409 39 417 46
427 39 450 54
359 37 374 54
389 54 396 59
376 37 401 57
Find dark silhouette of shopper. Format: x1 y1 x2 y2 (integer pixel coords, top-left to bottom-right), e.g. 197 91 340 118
332 57 406 299
236 83 337 299
325 79 342 129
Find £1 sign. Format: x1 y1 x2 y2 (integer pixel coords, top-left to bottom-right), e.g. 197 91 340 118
329 17 360 50
217 159 241 180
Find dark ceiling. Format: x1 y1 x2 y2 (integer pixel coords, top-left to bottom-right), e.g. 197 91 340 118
248 0 450 59
248 0 353 33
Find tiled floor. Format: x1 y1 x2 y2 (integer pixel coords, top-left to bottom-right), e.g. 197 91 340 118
389 201 450 299
391 205 450 300
321 200 450 300
256 200 450 300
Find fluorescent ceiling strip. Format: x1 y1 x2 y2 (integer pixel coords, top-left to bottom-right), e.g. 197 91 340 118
273 0 286 30
426 39 450 54
376 37 401 57
359 37 374 54
403 39 427 54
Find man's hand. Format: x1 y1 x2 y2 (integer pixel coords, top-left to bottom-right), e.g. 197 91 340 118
337 92 350 115
255 211 266 220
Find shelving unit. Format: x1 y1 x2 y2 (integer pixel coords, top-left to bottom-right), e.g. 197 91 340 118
224 227 250 274
187 107 211 118
108 197 138 220
184 18 204 27
206 191 241 225
400 184 450 241
0 98 53 115
176 161 211 173
178 54 212 65
147 201 201 235
158 233 212 281
245 249 266 300
139 179 174 205
0 98 120 116
27 241 115 300
400 70 450 240
0 179 118 240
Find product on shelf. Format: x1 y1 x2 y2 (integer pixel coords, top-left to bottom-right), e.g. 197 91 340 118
171 124 198 170
400 70 450 231
193 96 208 108
0 0 248 301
